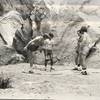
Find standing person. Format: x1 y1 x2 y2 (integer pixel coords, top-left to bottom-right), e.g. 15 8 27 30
24 34 49 73
43 33 55 71
73 26 92 75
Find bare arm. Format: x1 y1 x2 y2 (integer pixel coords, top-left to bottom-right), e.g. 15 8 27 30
24 36 43 50
24 39 34 49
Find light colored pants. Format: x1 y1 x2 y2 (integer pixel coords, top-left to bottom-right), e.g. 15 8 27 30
28 50 37 68
75 46 90 70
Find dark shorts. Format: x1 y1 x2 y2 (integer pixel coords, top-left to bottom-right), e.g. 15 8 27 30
43 49 53 56
27 44 39 52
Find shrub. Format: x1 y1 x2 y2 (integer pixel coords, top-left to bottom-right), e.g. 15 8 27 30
0 72 12 89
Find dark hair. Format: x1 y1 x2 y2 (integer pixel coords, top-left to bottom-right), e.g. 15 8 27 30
43 33 50 39
80 26 87 33
49 33 54 38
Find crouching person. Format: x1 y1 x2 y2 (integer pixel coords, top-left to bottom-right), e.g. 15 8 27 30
43 33 55 71
74 26 93 75
24 34 49 73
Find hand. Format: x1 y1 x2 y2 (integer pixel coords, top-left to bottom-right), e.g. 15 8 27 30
24 46 27 51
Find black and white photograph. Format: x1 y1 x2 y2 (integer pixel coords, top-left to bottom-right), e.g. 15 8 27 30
0 0 100 100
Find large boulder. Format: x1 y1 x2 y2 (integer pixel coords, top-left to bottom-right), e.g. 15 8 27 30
0 46 25 65
0 10 24 46
0 10 33 60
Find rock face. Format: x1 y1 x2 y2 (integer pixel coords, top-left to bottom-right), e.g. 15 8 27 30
0 10 26 65
0 46 24 65
0 0 100 67
12 15 33 58
0 0 50 65
0 11 24 46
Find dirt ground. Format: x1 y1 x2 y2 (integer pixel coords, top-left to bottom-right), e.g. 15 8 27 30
0 63 100 100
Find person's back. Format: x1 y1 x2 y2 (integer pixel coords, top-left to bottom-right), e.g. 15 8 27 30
31 36 43 46
25 35 43 51
78 32 92 55
80 32 91 47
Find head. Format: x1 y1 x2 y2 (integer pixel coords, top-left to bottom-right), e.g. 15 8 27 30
77 26 88 37
49 32 54 39
80 26 88 33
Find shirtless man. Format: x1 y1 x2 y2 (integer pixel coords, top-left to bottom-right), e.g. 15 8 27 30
24 33 49 73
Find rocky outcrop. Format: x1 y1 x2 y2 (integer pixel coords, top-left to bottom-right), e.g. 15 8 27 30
0 11 26 65
0 0 50 65
0 11 24 46
0 46 24 65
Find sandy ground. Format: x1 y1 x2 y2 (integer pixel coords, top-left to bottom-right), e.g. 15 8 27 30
0 63 100 100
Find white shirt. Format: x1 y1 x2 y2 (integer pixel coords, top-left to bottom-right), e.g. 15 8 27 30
43 39 54 50
80 32 92 48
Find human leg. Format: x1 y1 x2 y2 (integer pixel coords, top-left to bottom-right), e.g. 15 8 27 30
75 52 80 66
49 51 55 71
28 51 35 73
73 53 81 71
80 54 87 75
44 49 48 71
